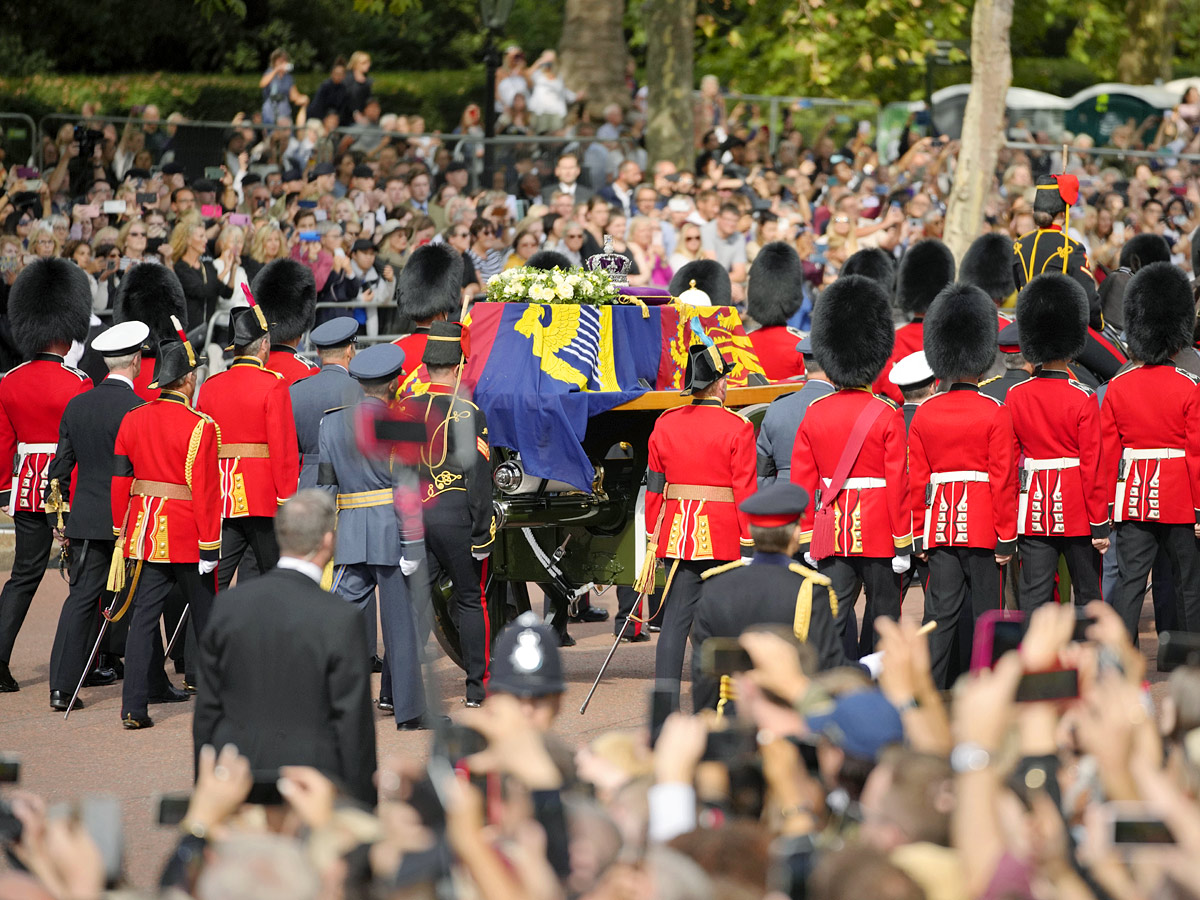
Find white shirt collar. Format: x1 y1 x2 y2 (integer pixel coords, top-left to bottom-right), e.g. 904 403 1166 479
106 373 134 388
277 556 325 583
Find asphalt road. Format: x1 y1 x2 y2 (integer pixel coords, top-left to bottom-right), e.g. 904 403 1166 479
0 575 1167 889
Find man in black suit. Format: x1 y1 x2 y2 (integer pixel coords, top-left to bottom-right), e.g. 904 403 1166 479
46 321 149 711
540 152 593 205
193 489 376 804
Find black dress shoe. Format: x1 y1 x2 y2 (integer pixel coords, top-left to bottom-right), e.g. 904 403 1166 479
0 663 18 692
148 684 191 704
620 631 651 643
83 667 118 687
182 680 197 695
50 691 83 711
98 653 124 679
397 714 451 731
377 696 394 712
122 712 154 729
559 631 577 647
648 625 661 633
370 655 384 673
463 698 482 709
570 604 610 623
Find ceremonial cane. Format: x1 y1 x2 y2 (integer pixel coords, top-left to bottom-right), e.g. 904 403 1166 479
579 609 636 715
164 603 190 658
65 621 108 721
65 557 142 721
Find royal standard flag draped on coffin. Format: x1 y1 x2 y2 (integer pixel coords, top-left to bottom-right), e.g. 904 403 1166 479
454 301 764 491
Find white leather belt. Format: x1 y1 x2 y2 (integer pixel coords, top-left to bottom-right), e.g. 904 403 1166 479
929 470 989 485
825 476 886 490
17 443 56 455
1023 457 1080 471
1122 448 1184 461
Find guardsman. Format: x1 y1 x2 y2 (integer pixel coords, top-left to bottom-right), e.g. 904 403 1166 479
873 239 956 404
318 342 429 729
745 242 805 381
690 482 851 712
981 323 1034 402
645 342 756 707
1007 274 1109 611
45 321 149 710
1098 233 1171 334
112 326 222 728
110 263 190 402
909 285 1017 689
0 259 93 693
889 350 936 432
1101 262 1200 641
756 336 834 487
398 322 495 709
252 259 319 386
392 244 463 377
197 304 300 589
1013 174 1095 302
960 232 1019 315
290 317 362 490
668 259 733 307
791 275 912 658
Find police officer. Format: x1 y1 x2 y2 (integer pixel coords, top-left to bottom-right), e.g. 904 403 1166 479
690 482 850 712
319 342 429 728
112 328 222 728
756 336 835 487
646 342 757 708
0 259 93 693
487 610 565 731
290 317 361 490
45 321 149 710
399 322 495 709
198 305 300 589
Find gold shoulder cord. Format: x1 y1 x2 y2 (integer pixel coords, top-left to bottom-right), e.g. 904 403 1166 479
184 420 206 490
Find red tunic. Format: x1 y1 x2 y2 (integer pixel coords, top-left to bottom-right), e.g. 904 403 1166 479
747 325 805 382
197 357 300 518
0 353 91 513
791 388 913 558
1005 371 1108 539
646 398 756 561
908 384 1017 554
394 329 430 377
1101 364 1200 525
132 359 161 402
267 344 319 387
112 390 222 563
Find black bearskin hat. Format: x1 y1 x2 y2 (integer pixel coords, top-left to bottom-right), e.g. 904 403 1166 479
923 284 998 380
669 259 732 307
1015 273 1088 365
526 249 573 271
112 263 187 355
250 259 318 343
811 275 894 388
841 247 896 291
959 233 1016 302
747 241 803 327
396 244 463 323
9 258 91 357
1118 233 1171 272
1124 261 1193 364
895 239 955 315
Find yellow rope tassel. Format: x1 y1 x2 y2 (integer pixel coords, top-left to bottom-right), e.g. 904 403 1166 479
45 478 65 530
320 559 335 591
716 674 736 720
106 544 126 593
633 543 658 594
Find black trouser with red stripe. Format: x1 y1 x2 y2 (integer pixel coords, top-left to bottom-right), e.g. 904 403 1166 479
425 508 490 703
924 547 1003 689
1017 535 1102 611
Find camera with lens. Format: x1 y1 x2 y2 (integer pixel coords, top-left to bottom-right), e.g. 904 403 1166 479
74 125 104 157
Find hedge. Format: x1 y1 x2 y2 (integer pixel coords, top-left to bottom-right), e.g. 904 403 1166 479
0 69 485 135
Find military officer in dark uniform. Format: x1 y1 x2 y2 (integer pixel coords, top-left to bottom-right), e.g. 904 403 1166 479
756 336 835 487
1013 174 1094 299
319 342 429 728
398 322 495 708
290 317 362 490
981 323 1033 402
45 321 149 710
888 350 935 432
690 482 851 712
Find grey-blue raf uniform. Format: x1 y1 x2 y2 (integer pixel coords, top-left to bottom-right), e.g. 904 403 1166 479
291 318 362 490
317 342 426 725
756 336 835 486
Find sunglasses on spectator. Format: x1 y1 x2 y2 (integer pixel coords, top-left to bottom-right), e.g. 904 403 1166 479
685 236 701 242
128 230 146 237
566 232 584 239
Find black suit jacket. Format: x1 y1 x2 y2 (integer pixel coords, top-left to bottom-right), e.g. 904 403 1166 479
193 566 377 804
46 377 142 540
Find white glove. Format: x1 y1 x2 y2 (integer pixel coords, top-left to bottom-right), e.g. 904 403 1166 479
399 557 420 577
198 559 218 575
891 555 911 574
803 552 816 567
860 651 884 680
472 552 490 561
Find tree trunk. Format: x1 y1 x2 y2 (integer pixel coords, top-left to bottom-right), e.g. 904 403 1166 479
643 0 695 170
559 0 628 117
943 0 1013 264
1117 0 1174 84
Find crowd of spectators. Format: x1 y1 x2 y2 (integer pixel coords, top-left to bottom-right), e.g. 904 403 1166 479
5 603 1200 900
5 63 1200 372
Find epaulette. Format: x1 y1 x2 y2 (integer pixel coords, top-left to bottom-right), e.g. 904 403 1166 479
62 363 89 381
807 391 836 408
979 374 1002 389
700 559 748 581
1175 367 1200 385
4 360 31 376
871 392 899 410
787 562 831 585
323 405 349 416
1066 378 1094 395
1108 364 1141 384
718 405 751 422
976 391 1005 407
